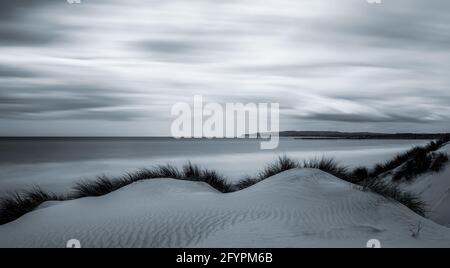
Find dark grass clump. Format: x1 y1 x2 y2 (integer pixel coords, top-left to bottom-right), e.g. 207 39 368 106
257 155 300 180
234 176 262 191
372 164 386 177
73 175 130 198
73 162 233 198
0 187 60 225
430 152 449 172
369 137 450 178
234 156 299 190
146 164 183 179
392 149 431 181
369 147 424 178
392 151 449 181
350 167 370 183
181 162 233 193
301 157 350 180
361 179 426 217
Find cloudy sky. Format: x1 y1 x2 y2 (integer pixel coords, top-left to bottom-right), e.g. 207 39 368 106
1 0 450 136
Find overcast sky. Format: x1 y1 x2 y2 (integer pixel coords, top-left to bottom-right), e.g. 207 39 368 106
1 0 450 136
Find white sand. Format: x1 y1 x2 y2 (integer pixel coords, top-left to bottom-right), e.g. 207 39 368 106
1 168 450 248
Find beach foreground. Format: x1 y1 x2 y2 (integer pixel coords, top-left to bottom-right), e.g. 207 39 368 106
1 166 450 248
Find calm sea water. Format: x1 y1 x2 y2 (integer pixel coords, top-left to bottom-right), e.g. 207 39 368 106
0 138 429 193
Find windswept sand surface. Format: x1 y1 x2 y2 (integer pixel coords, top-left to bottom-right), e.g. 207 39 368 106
1 168 450 248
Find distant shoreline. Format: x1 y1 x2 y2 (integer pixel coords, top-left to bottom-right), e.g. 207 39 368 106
0 134 448 141
294 137 444 140
253 131 450 140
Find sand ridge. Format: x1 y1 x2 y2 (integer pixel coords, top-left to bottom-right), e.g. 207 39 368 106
1 168 450 248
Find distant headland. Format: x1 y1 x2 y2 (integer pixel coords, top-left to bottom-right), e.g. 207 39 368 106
247 131 450 140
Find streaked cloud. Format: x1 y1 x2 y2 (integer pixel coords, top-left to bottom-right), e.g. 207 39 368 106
0 0 449 135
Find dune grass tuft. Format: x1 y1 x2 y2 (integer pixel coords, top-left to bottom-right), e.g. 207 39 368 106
430 152 449 172
361 179 426 216
73 175 129 198
350 167 370 183
73 162 233 198
369 137 450 178
257 155 300 180
180 162 233 193
0 187 60 225
234 156 300 190
392 151 449 181
301 157 350 180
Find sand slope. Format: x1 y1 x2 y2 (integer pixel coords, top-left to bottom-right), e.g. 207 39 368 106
397 144 450 226
1 168 450 248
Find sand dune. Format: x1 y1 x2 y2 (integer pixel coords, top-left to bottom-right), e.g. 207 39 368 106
1 168 450 248
396 144 450 226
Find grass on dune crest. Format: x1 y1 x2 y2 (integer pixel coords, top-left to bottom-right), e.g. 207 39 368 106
1 136 449 225
369 136 450 179
234 156 300 190
301 157 350 180
0 187 62 225
73 162 233 198
0 163 233 225
361 179 427 217
391 151 449 181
